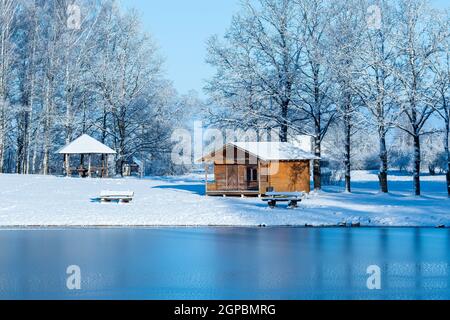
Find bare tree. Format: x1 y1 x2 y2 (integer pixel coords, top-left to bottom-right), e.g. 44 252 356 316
326 0 365 193
429 11 450 196
293 0 336 190
390 0 444 195
206 0 303 142
205 33 266 132
355 0 399 193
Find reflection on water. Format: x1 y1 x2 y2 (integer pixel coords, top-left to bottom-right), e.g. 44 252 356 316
0 228 449 300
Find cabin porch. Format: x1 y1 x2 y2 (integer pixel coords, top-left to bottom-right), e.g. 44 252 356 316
206 188 261 197
205 163 268 197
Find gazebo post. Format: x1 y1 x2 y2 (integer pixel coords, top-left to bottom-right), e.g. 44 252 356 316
105 154 109 178
88 154 92 178
65 154 70 177
101 154 104 178
204 162 208 194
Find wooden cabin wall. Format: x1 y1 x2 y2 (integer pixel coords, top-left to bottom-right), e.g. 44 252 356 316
267 161 311 193
213 161 311 193
214 164 227 190
238 165 248 190
259 162 270 193
214 164 252 191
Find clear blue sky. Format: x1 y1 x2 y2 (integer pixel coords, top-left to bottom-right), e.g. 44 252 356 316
122 0 449 96
122 0 241 96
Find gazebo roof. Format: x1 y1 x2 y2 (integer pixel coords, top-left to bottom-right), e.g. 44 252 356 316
57 134 116 155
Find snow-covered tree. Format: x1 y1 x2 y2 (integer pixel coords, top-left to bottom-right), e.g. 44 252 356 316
292 0 336 190
428 10 450 195
326 0 366 193
354 0 400 193
390 0 446 195
206 0 303 142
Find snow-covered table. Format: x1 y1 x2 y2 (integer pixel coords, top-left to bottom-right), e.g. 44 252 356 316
100 191 135 203
262 192 304 209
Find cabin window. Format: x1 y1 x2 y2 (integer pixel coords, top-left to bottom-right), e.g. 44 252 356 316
247 167 258 182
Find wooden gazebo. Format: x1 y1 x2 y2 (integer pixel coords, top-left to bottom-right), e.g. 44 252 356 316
57 134 116 178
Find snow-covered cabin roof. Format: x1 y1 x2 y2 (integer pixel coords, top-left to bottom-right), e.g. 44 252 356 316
57 134 116 155
200 142 319 162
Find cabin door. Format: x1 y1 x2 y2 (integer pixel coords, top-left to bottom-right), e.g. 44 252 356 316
246 166 259 190
226 165 238 190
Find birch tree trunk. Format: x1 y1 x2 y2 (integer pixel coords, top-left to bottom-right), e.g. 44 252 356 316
25 49 37 174
343 107 352 193
64 56 73 145
42 76 53 175
25 4 38 175
312 69 322 191
378 127 389 193
313 133 321 190
412 133 421 196
280 102 289 142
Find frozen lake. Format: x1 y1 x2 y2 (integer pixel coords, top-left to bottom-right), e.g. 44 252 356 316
0 227 449 300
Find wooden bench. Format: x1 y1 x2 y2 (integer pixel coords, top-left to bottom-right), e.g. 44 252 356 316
262 192 304 209
100 191 134 203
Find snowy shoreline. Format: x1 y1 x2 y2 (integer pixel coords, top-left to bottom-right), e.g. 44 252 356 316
1 172 449 228
0 225 448 230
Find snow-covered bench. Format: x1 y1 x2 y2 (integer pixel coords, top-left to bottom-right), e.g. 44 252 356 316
100 191 134 203
262 192 304 209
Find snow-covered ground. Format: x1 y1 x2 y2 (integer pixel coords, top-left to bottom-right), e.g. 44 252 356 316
0 171 449 227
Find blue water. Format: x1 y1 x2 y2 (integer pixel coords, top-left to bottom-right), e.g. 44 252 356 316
0 228 449 300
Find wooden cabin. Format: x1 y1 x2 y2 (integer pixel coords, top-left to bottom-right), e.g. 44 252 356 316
200 142 320 196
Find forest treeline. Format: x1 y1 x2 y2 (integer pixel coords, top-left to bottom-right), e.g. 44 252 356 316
0 0 197 176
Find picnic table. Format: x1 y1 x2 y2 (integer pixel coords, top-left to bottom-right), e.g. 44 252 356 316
100 191 134 203
262 192 304 209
